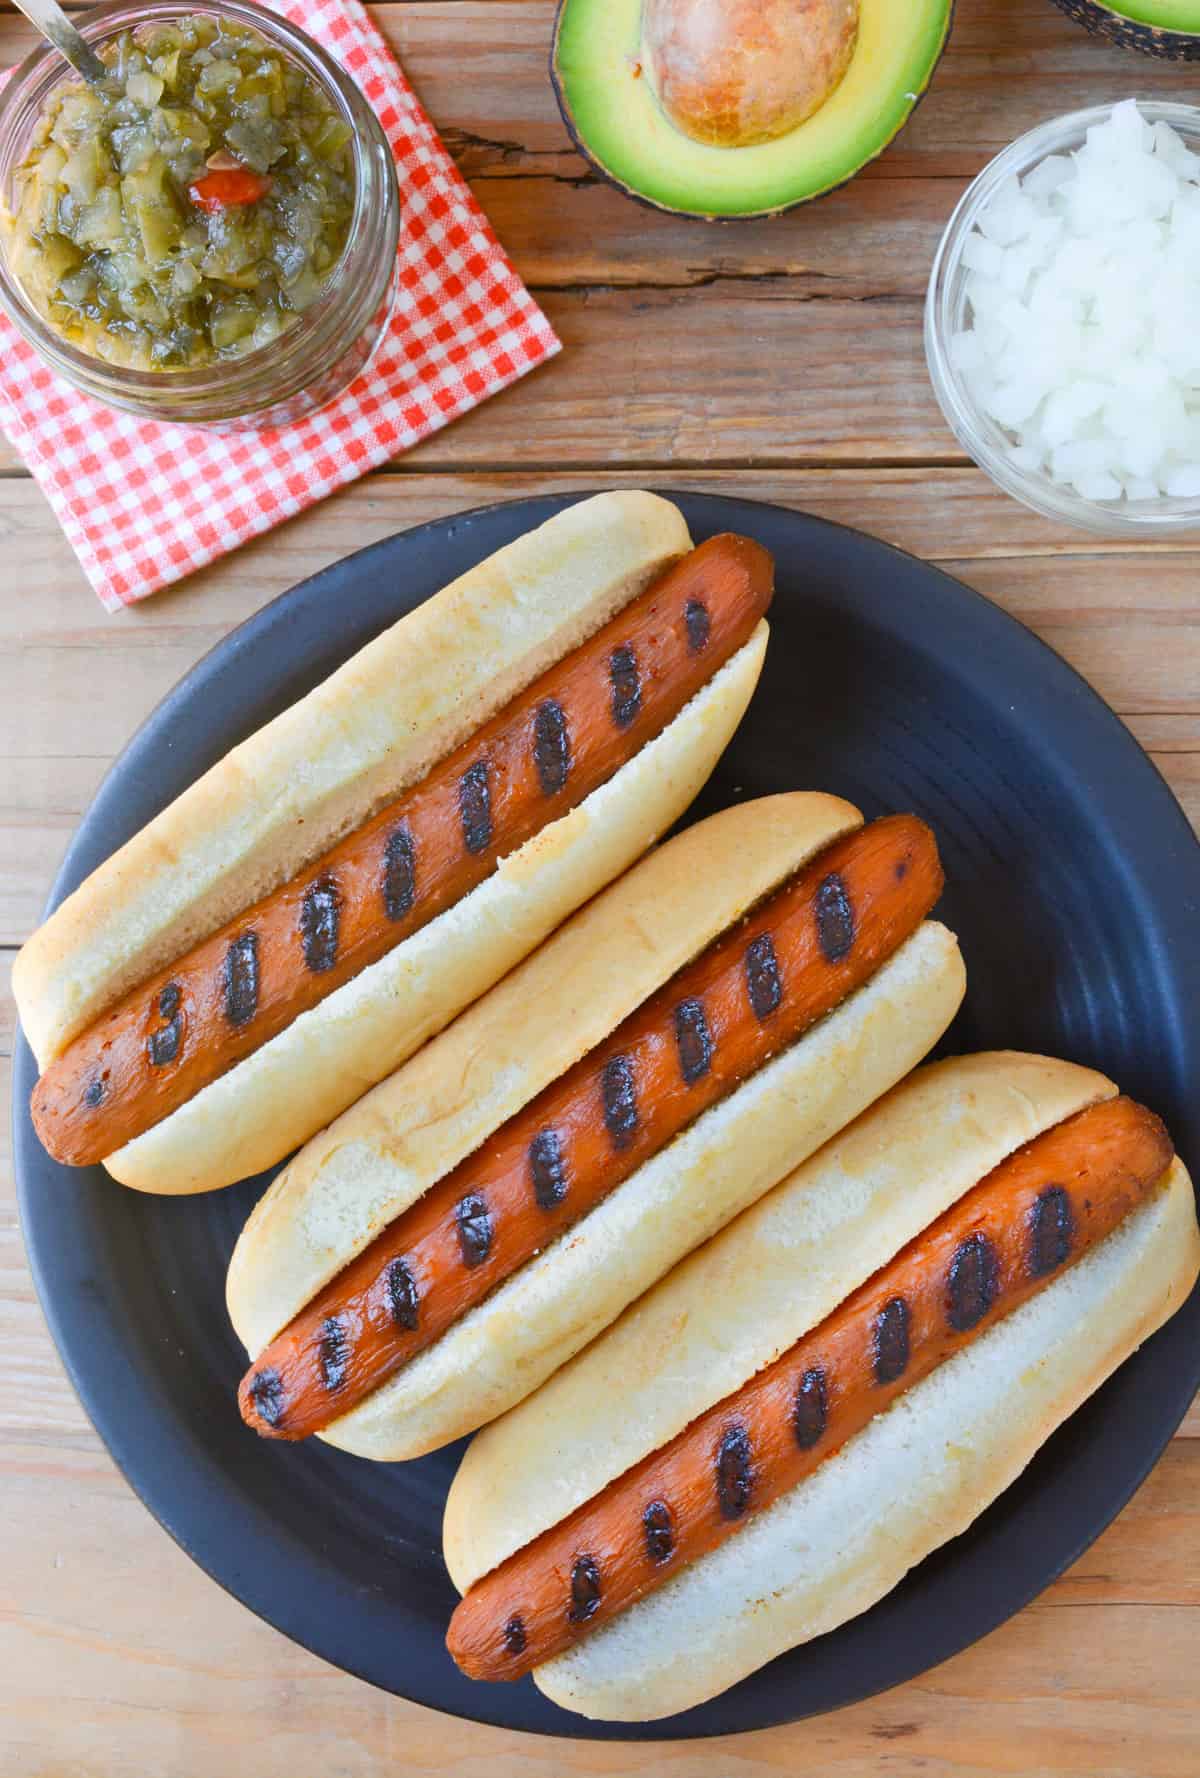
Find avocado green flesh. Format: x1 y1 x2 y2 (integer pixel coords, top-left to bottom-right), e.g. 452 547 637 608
554 0 952 217
1101 0 1200 26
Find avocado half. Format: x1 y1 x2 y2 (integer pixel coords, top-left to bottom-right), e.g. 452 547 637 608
1050 0 1200 57
551 0 955 219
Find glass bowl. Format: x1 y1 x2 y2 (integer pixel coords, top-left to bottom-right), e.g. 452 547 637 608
0 0 400 428
925 99 1200 537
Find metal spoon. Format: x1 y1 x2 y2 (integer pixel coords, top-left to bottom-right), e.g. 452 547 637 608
10 0 108 85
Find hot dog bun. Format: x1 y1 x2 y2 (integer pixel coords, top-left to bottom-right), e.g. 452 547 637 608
15 494 771 1194
107 628 766 1194
227 794 966 1458
18 493 690 1066
442 1051 1199 1722
534 1161 1198 1720
444 1050 1119 1589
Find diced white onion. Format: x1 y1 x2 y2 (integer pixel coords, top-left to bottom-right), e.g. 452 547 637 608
951 101 1200 505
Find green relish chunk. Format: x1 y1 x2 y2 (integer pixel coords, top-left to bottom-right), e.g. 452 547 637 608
5 14 356 370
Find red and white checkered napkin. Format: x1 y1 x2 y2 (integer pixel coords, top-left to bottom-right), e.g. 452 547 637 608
0 0 560 609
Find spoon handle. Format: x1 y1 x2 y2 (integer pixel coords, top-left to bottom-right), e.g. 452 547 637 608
10 0 109 85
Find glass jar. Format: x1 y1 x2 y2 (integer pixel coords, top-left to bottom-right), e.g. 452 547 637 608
0 0 400 428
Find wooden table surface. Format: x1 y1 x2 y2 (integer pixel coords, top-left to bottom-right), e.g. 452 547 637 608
3 3 1199 1773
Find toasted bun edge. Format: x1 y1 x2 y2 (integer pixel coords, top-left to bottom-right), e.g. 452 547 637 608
15 491 693 1065
327 919 965 1463
226 769 859 1344
445 1047 1117 1592
533 1160 1199 1721
109 624 770 1194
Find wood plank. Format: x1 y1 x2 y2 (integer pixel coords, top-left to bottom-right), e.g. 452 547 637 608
0 2 1180 307
2 2 1184 191
1156 751 1199 831
2 469 1196 943
7 464 1200 623
382 0 1200 195
3 2 1200 1759
467 173 947 297
0 1 1192 473
1 3 1181 182
1056 1442 1200 1607
0 0 952 297
15 464 1200 645
0 1400 1197 1776
384 282 942 468
1130 715 1200 752
0 278 950 471
944 555 1200 716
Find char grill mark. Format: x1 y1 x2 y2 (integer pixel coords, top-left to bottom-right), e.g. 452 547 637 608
1030 1185 1075 1277
385 1257 419 1331
235 813 947 1454
84 1078 104 1108
442 1100 1170 1682
223 932 259 1028
873 1295 910 1385
300 877 341 974
319 1317 349 1392
569 1556 602 1623
715 1422 754 1521
609 645 642 730
503 1615 527 1656
456 1192 493 1268
684 597 711 653
249 1367 285 1428
673 996 713 1085
793 1366 828 1449
815 872 855 964
382 824 416 923
601 1054 639 1151
459 760 493 857
529 1129 568 1210
642 1500 674 1566
147 982 183 1068
533 699 571 797
947 1232 1000 1332
744 932 782 1021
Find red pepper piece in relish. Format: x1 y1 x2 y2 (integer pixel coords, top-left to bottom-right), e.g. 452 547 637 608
189 166 274 211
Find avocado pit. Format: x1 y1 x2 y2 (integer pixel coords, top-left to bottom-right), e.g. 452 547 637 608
550 0 953 219
642 0 859 148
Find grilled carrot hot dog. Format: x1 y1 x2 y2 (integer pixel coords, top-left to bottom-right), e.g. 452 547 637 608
447 1094 1174 1681
239 812 943 1441
32 534 772 1168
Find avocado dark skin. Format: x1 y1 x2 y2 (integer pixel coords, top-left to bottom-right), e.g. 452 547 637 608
1050 0 1200 59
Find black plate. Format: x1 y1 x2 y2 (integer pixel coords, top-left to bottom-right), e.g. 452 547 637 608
13 493 1200 1738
